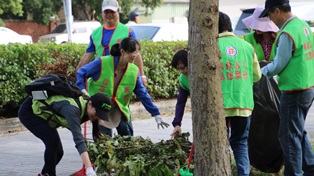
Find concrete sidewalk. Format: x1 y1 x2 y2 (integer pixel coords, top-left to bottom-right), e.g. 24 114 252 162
1 104 314 176
0 98 192 176
0 114 193 176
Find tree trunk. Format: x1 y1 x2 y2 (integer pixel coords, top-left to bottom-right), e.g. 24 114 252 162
188 0 232 175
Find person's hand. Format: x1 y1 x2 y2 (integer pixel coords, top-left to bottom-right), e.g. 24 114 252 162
86 166 96 176
81 89 90 97
141 75 147 87
171 125 182 138
259 60 270 68
153 115 170 129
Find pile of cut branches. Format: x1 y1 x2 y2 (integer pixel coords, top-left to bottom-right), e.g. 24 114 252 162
87 133 193 176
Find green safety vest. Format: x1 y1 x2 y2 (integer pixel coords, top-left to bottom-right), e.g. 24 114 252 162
179 74 190 91
32 96 87 129
244 32 276 61
275 17 314 91
218 34 255 111
87 56 138 122
91 23 130 58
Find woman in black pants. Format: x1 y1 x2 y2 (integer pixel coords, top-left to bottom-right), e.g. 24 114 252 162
18 92 111 176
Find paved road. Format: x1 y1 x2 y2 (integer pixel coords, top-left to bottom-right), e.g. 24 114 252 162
1 104 314 176
0 114 192 176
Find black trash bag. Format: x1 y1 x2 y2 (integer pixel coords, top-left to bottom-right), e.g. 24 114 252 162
248 65 283 173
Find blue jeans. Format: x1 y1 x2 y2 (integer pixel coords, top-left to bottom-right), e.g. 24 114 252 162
279 87 314 176
18 97 62 176
100 115 133 137
226 116 251 176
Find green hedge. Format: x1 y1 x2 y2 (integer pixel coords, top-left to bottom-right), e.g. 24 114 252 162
0 41 187 109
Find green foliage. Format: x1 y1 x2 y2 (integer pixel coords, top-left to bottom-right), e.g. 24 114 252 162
88 0 163 23
0 18 5 26
0 41 187 112
119 0 134 22
22 0 62 25
141 0 162 16
0 0 62 25
0 0 23 16
87 133 192 175
0 43 86 107
140 40 187 99
0 0 162 24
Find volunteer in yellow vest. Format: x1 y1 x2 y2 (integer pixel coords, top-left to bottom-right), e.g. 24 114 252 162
259 0 314 175
76 0 147 86
169 50 190 137
218 12 261 176
76 37 169 137
242 6 279 61
18 92 112 176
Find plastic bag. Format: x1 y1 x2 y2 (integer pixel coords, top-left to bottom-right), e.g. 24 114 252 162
248 70 283 173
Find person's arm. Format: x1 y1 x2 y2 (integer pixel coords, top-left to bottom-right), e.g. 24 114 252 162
76 58 102 90
76 52 95 72
172 85 189 127
129 29 146 85
133 73 160 116
52 102 87 153
134 54 144 76
261 33 293 78
80 151 93 169
134 54 146 86
76 36 96 72
133 75 169 128
52 101 95 175
170 85 189 137
252 52 262 83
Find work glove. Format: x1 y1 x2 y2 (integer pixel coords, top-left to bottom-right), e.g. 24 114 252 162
86 166 96 176
153 115 170 129
171 125 182 138
81 89 90 97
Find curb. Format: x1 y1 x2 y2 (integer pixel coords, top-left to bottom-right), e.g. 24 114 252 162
0 98 191 134
0 118 27 134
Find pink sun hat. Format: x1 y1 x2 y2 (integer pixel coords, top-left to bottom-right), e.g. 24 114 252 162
242 6 279 32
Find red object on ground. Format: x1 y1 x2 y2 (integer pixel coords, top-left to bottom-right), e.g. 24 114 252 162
187 142 194 168
178 142 194 176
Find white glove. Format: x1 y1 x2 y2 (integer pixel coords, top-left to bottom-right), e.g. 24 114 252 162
154 115 170 129
86 167 96 176
81 89 90 97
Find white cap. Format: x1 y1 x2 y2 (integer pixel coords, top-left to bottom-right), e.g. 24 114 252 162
102 0 119 12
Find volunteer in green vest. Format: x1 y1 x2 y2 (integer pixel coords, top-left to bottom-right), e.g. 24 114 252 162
76 0 147 86
169 49 190 137
76 37 169 137
18 92 112 176
242 6 279 61
259 0 314 175
218 12 261 176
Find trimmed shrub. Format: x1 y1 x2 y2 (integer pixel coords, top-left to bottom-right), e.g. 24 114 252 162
0 41 187 117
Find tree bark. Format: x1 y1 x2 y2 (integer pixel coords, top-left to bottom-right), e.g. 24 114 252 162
188 0 232 175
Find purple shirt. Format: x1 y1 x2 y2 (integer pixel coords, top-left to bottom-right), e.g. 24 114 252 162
172 85 189 127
